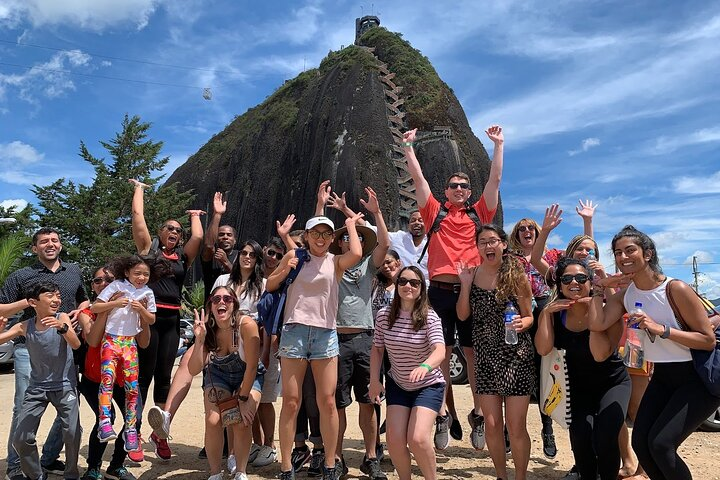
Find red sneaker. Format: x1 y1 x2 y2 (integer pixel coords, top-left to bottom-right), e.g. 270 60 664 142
127 438 145 464
150 432 172 460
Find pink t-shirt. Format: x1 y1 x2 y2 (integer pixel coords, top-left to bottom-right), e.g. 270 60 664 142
419 195 496 279
284 252 339 330
374 306 445 391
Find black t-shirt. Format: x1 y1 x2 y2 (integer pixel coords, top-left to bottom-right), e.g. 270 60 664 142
201 249 238 300
147 245 189 307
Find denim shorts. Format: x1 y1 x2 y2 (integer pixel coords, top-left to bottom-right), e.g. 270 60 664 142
385 375 445 413
202 351 264 393
278 323 339 360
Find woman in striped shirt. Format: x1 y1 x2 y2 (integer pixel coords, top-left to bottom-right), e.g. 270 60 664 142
369 266 445 480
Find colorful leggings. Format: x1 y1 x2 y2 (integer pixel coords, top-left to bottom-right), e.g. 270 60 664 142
99 334 139 428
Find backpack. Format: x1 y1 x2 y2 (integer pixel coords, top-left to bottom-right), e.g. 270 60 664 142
418 201 482 263
256 248 309 336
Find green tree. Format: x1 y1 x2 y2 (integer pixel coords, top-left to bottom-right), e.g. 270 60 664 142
32 114 194 273
0 204 37 281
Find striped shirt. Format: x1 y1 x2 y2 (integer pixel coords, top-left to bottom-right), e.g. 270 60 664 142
374 306 445 391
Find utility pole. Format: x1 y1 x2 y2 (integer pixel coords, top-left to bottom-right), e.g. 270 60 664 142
692 255 700 292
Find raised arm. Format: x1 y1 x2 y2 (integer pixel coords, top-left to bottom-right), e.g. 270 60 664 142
336 212 364 273
360 187 390 268
576 199 597 238
402 129 431 208
314 180 332 217
188 309 208 376
202 192 227 262
0 317 26 344
276 214 298 251
183 210 205 265
0 299 29 317
481 125 504 212
531 204 563 278
129 179 152 255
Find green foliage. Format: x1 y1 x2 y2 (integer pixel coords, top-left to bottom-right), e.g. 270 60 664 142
319 46 377 74
0 234 28 285
181 280 205 318
31 114 194 274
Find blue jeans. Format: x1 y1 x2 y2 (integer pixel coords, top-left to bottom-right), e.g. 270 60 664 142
6 345 64 475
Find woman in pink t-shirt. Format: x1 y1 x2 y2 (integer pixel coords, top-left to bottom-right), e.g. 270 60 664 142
369 266 446 480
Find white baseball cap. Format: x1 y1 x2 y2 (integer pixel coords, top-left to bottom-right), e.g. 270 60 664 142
305 216 335 231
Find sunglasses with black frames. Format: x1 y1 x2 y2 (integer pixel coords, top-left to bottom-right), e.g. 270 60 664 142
92 275 114 285
398 277 422 288
559 273 590 285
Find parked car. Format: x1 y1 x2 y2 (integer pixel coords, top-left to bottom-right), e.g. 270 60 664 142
701 406 720 432
449 342 468 385
0 339 14 368
177 317 195 358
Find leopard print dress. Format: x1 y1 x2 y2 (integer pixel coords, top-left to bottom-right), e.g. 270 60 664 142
470 285 535 396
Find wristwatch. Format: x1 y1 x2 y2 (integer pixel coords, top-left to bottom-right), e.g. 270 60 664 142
660 324 671 339
56 324 69 335
237 395 249 402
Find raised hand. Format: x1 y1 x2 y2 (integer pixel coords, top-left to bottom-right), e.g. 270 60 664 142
346 211 365 227
359 187 380 214
128 178 150 189
193 308 207 341
402 128 417 145
327 192 348 212
542 204 563 232
214 248 229 264
457 263 476 286
596 273 634 289
213 192 227 215
317 180 331 207
485 125 504 145
276 214 296 238
545 299 575 314
186 209 207 217
576 199 597 220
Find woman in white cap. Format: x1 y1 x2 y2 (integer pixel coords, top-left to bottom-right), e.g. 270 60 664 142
267 211 364 480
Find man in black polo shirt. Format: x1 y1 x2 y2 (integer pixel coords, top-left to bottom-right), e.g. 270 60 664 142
0 227 89 480
200 192 239 300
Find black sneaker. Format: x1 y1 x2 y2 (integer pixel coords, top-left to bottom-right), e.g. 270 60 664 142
41 459 65 476
450 416 463 440
278 468 296 480
198 446 207 459
379 419 386 434
337 456 348 477
323 464 339 480
6 471 26 480
504 425 511 454
375 442 384 462
542 432 557 459
104 465 137 480
291 445 311 472
307 448 324 477
359 456 387 480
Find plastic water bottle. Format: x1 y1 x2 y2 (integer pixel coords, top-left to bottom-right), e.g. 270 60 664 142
586 249 596 275
504 302 519 345
623 302 645 368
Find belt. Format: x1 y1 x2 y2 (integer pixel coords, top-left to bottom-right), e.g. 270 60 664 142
429 280 462 294
337 330 372 341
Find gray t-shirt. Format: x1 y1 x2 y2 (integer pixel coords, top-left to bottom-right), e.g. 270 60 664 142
25 316 76 391
337 255 377 329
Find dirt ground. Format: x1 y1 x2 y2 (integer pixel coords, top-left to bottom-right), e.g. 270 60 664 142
1 364 719 480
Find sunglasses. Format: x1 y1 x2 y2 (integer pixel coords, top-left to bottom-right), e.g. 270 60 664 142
308 230 334 240
163 224 183 234
560 273 590 285
341 233 364 242
210 294 235 305
266 249 283 260
478 238 502 248
92 275 114 285
518 225 535 233
239 250 256 258
398 277 422 288
447 182 470 190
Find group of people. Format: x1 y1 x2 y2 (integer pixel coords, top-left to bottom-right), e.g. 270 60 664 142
1 124 718 480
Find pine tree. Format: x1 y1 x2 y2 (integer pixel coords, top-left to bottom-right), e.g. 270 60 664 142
32 114 194 273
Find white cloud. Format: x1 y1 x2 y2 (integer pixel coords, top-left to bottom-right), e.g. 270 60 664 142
0 141 44 164
0 198 29 211
1 0 162 30
684 250 715 265
673 170 720 195
568 137 600 156
651 127 720 155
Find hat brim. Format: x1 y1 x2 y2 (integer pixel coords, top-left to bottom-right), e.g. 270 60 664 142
329 225 378 257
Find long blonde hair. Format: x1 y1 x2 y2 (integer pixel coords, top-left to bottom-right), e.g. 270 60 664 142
508 218 542 254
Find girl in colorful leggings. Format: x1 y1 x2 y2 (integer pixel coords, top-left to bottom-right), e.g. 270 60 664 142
91 255 157 452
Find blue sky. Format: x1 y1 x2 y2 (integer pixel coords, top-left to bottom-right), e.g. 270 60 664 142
1 1 719 297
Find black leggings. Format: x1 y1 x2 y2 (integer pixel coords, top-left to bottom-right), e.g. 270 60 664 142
138 309 180 409
78 377 128 470
632 361 720 480
530 296 554 433
569 375 631 480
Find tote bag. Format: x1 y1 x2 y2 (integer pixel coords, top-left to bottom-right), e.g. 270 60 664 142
539 347 572 428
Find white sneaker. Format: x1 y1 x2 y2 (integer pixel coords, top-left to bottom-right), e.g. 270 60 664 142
227 454 237 475
234 473 248 480
208 473 223 480
148 406 172 440
251 445 277 467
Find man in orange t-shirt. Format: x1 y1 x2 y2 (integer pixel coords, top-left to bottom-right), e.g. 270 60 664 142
402 125 504 451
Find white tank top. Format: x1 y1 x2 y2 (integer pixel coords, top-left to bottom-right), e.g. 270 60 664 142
623 277 691 363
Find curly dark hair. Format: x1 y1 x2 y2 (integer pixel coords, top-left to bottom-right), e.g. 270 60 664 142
612 225 663 280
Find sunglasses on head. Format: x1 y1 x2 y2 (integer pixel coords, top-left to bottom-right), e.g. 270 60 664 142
398 277 422 288
92 275 114 285
210 294 235 305
518 225 535 233
163 224 183 233
266 249 283 260
560 273 590 285
239 250 256 258
341 233 364 242
308 230 334 240
447 182 470 190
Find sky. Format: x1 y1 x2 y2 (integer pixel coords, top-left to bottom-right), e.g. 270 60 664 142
1 0 719 297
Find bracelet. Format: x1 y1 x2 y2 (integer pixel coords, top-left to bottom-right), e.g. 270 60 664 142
56 324 69 335
420 363 432 372
660 324 671 339
402 141 414 147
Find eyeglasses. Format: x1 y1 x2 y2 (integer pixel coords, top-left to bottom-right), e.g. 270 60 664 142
341 234 364 242
163 224 183 233
398 277 422 288
308 230 334 240
210 294 235 305
239 250 256 258
518 225 534 233
559 274 590 285
478 238 502 248
266 249 283 260
92 276 114 285
447 182 470 190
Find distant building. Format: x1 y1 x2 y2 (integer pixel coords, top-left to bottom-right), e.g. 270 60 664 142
355 15 380 44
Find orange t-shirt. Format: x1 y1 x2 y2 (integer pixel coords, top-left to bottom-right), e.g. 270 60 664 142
419 195 496 279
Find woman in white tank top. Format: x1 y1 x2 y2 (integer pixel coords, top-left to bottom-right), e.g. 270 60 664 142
588 225 718 480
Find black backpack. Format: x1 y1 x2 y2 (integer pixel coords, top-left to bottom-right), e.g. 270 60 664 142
418 201 482 263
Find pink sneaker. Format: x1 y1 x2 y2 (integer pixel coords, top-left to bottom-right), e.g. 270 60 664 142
97 420 117 443
127 435 145 463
